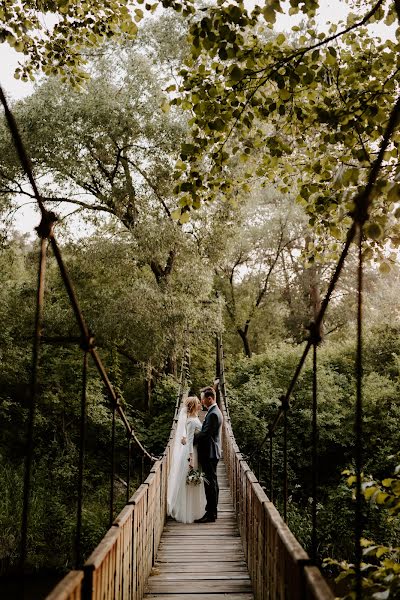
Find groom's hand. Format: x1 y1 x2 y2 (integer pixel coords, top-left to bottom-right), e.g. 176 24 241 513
181 436 187 445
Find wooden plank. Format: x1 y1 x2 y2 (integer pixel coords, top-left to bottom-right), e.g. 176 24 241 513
146 580 253 593
149 574 251 581
144 595 254 600
151 564 249 574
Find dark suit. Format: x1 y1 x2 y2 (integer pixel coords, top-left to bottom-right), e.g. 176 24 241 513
194 404 223 519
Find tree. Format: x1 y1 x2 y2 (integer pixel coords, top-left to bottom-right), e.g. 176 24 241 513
189 187 307 356
172 0 400 262
0 18 188 285
0 0 193 85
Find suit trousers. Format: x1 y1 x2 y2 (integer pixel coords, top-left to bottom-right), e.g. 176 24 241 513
202 458 219 518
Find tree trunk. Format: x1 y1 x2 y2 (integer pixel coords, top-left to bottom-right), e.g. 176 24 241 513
144 363 154 413
237 327 252 358
165 352 178 377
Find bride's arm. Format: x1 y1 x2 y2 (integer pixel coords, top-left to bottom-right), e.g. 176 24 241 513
187 421 196 467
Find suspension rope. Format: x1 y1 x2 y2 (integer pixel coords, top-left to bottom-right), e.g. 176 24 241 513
269 430 274 502
0 84 167 573
19 236 48 571
126 433 133 504
0 86 46 217
110 404 116 527
281 395 289 522
355 220 365 599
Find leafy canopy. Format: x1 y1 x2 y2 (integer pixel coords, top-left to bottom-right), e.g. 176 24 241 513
0 0 194 85
171 0 400 252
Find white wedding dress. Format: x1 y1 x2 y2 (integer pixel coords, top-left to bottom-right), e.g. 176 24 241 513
167 407 206 523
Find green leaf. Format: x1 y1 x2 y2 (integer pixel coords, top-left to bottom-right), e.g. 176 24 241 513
230 65 243 82
388 183 400 203
179 211 190 224
262 6 276 23
382 478 394 487
365 222 383 240
376 546 388 558
375 491 390 504
379 261 391 274
279 89 291 101
276 33 285 45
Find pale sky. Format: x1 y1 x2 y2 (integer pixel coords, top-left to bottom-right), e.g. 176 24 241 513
0 0 395 235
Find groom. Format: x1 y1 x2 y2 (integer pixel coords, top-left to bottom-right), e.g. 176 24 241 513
193 386 223 523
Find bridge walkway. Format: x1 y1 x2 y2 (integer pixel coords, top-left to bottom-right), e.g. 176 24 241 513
144 462 254 600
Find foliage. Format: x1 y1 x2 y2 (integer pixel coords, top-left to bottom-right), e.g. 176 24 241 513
172 0 400 263
325 462 400 599
0 233 188 574
0 0 193 85
0 22 187 236
226 327 400 564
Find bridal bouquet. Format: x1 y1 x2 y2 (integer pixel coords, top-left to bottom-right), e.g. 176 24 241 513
186 468 207 486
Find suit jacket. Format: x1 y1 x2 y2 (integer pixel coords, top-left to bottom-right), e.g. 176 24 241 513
194 404 223 462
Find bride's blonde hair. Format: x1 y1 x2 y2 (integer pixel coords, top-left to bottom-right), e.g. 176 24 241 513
185 396 200 416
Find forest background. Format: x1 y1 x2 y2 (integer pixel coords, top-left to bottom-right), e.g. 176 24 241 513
0 0 399 598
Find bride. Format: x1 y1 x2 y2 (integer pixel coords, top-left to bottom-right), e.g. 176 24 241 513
167 396 206 523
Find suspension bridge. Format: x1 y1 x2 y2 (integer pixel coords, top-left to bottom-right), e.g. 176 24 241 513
1 84 399 600
43 378 334 600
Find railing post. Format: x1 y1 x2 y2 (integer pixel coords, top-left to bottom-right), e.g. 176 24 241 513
20 234 48 574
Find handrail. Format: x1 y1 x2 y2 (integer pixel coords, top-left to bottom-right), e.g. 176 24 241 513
219 392 334 600
0 85 164 570
44 363 187 600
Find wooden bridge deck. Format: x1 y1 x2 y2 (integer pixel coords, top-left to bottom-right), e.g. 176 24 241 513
144 462 254 600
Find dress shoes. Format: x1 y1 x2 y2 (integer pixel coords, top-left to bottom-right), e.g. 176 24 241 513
194 513 215 523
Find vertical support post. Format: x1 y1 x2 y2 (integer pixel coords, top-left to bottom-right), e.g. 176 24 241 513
76 348 88 567
109 404 116 527
355 222 364 600
269 431 274 503
311 329 320 564
141 454 145 484
20 235 48 572
127 435 132 504
280 396 289 523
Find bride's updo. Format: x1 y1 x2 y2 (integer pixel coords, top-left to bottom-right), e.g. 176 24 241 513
185 396 200 417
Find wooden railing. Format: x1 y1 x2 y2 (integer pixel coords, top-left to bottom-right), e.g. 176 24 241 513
47 392 334 600
45 414 176 600
221 399 334 600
